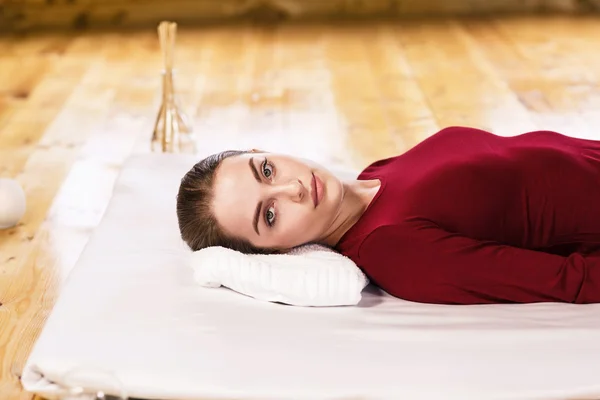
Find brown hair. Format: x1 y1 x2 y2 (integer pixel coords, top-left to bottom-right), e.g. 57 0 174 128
176 150 272 254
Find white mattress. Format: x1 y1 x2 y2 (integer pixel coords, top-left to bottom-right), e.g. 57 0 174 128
22 153 600 400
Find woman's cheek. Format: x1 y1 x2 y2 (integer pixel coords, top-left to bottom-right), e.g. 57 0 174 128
282 209 313 234
284 210 307 228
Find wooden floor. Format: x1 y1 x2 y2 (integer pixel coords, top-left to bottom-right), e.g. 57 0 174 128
2 15 600 400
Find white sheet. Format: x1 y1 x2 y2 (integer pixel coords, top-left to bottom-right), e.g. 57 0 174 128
22 153 600 400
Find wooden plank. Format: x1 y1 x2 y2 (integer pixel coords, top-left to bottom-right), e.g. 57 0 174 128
0 55 91 177
464 15 600 140
361 24 438 150
324 24 405 166
394 19 537 136
0 97 23 134
0 33 71 59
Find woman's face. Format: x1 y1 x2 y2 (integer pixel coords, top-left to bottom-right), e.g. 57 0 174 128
211 151 344 250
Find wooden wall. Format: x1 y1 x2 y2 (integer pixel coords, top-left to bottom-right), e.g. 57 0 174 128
1 0 600 32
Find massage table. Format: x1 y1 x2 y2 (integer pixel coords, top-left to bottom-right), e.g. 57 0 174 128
21 153 600 400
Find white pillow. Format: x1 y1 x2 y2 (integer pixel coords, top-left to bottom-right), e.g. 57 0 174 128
190 243 369 307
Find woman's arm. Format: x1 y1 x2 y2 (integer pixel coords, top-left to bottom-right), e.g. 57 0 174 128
358 223 600 304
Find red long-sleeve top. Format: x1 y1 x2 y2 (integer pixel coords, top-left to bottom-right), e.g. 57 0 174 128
335 126 600 304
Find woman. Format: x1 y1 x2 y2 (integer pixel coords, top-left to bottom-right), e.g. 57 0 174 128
176 126 600 305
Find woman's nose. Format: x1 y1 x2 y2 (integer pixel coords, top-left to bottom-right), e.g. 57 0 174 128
273 179 305 202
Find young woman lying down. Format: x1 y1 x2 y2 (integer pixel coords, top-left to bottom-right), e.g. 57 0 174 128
175 126 600 305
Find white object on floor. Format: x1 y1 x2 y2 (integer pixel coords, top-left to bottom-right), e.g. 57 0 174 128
21 154 600 400
192 244 369 307
0 178 26 229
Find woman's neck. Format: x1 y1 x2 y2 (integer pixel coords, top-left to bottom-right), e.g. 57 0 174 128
320 178 381 247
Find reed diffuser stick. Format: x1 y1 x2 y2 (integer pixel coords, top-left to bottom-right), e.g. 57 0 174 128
151 21 196 154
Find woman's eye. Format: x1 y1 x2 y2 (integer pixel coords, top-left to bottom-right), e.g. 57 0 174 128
265 205 276 226
262 160 274 179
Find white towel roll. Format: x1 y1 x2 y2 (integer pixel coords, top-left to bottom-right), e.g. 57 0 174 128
190 244 369 307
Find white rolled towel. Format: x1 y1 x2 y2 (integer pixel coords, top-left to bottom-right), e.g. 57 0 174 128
190 244 369 307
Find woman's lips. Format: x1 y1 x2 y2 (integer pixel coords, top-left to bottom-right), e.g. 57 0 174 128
311 172 324 207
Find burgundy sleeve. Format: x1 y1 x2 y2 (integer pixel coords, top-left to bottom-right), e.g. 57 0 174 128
359 224 600 304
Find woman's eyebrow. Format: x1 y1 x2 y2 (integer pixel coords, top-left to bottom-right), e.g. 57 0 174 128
253 201 262 235
248 157 261 183
249 157 262 235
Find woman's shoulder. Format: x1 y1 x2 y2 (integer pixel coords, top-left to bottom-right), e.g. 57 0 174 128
358 126 496 177
357 155 401 179
337 222 414 263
